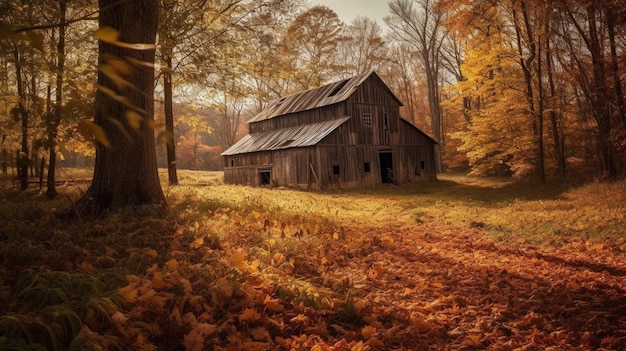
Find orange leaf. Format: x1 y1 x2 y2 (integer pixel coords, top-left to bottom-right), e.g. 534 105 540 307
239 308 261 322
189 237 204 250
117 284 138 304
264 295 285 312
361 325 377 339
229 251 247 270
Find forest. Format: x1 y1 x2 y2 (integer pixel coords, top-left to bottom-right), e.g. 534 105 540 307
0 0 625 350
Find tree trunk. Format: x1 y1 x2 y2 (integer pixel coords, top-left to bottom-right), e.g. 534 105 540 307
513 1 545 183
13 47 29 190
606 9 625 127
80 0 165 214
586 5 616 178
545 29 566 177
163 53 178 185
46 0 66 198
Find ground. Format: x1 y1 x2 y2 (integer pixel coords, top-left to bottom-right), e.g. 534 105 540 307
0 171 624 350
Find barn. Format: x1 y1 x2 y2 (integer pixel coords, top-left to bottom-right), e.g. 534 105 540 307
221 70 438 190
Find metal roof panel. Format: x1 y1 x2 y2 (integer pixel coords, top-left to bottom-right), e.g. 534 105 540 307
221 117 351 156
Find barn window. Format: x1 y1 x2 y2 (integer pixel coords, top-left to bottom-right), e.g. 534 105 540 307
421 161 425 169
333 165 340 175
230 159 234 167
362 113 372 127
384 113 389 128
364 162 371 173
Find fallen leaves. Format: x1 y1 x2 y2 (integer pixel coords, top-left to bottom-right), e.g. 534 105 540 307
3 177 626 351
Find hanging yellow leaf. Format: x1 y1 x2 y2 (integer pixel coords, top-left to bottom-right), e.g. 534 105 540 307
78 121 111 149
100 64 132 89
103 54 132 75
126 111 143 130
94 26 120 44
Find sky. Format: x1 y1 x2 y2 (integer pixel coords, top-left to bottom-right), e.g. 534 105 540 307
313 0 390 26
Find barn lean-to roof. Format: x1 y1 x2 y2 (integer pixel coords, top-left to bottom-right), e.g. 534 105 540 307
247 70 402 123
221 117 350 156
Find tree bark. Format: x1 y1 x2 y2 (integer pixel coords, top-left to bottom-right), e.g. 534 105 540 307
545 15 566 177
81 0 165 214
163 53 178 185
46 0 66 198
13 46 29 190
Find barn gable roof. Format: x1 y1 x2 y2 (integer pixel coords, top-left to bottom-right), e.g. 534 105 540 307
221 117 350 156
248 70 402 123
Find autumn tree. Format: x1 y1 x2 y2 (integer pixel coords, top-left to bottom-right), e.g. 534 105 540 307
556 0 625 178
242 0 305 111
44 0 67 198
0 0 47 189
280 5 348 91
385 0 449 147
79 0 165 213
340 16 387 76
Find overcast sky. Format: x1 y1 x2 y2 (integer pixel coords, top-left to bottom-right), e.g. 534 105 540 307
313 0 390 26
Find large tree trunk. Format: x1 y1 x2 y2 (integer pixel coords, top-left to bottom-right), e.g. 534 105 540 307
81 0 165 214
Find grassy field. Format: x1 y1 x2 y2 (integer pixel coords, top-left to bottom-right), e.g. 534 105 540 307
161 170 626 246
1 169 624 350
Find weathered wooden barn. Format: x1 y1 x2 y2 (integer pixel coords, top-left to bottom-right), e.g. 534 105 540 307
221 71 438 190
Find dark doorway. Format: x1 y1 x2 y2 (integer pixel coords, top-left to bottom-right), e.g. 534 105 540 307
258 169 271 186
379 151 394 183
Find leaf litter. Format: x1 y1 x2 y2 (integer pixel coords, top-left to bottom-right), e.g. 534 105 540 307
1 177 625 350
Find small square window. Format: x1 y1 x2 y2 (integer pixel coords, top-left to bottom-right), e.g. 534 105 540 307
362 113 372 127
364 162 371 173
333 165 340 175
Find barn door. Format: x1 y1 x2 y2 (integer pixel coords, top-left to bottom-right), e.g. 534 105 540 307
379 151 394 183
258 168 271 186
